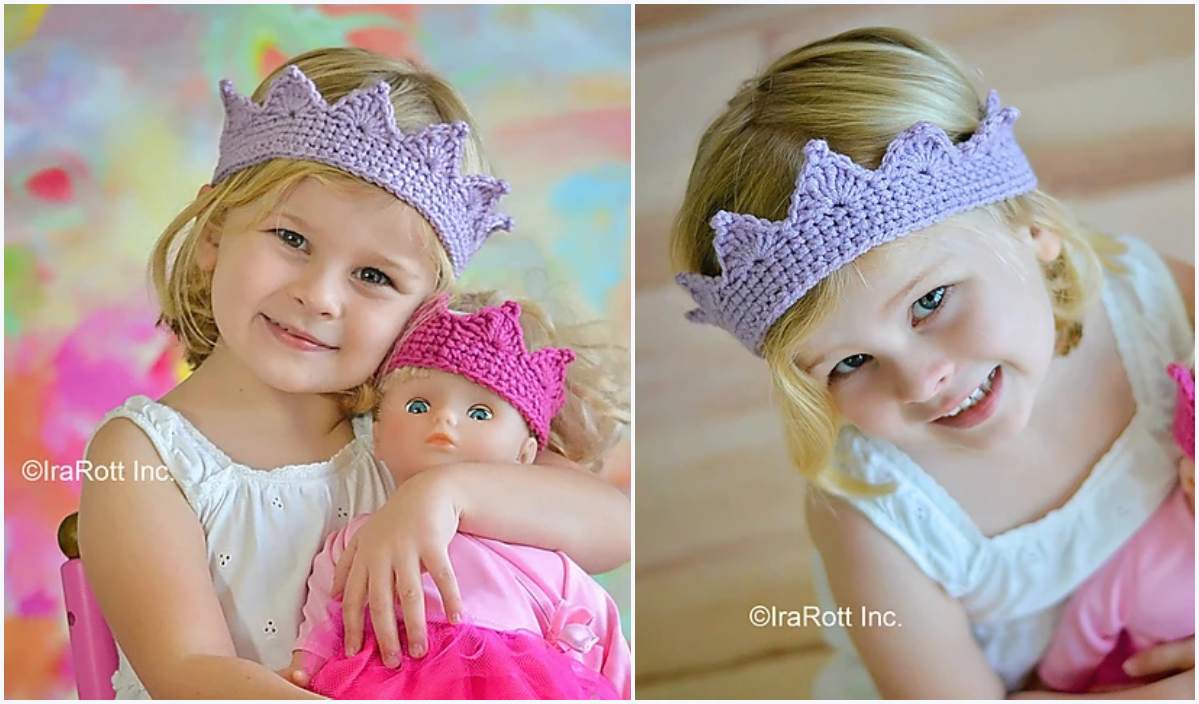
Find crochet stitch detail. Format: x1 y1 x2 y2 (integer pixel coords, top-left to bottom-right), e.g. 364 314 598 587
676 90 1037 355
214 65 512 275
384 297 574 449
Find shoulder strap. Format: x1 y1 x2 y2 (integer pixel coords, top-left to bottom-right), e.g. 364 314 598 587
83 395 215 509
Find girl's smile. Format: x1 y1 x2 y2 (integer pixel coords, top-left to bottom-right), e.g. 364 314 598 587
797 209 1062 453
931 364 1002 429
259 313 339 352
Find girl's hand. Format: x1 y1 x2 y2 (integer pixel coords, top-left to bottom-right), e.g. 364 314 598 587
1122 637 1194 680
331 470 465 669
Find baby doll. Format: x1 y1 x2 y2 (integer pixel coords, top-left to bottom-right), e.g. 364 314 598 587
287 295 630 699
1036 362 1195 693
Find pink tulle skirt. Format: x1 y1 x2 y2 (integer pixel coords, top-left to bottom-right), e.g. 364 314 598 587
308 617 620 700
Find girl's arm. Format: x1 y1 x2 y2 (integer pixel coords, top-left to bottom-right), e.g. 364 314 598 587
805 491 1007 698
79 418 322 699
450 458 631 571
332 457 630 670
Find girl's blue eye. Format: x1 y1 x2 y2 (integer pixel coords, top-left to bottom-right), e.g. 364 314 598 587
467 404 493 421
912 285 948 322
356 267 393 287
405 398 429 414
274 228 307 250
831 353 872 378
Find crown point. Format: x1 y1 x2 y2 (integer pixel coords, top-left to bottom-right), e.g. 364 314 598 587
500 300 522 319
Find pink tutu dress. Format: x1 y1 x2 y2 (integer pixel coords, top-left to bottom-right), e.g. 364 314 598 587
294 515 630 699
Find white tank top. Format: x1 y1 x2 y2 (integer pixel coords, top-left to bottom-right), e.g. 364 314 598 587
81 397 394 698
810 235 1193 697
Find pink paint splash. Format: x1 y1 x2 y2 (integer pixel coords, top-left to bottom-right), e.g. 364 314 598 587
496 108 630 160
42 306 180 464
259 45 288 78
26 168 73 203
348 28 416 60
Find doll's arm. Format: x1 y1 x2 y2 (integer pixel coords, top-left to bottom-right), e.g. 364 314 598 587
292 522 367 678
79 419 322 699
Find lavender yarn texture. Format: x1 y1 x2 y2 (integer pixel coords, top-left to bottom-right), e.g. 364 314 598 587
677 90 1037 355
215 65 513 276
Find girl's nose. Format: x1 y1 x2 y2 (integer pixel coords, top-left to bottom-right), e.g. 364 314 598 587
894 354 954 405
289 266 341 318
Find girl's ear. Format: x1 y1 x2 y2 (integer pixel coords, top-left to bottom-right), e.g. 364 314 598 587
1028 224 1063 264
194 185 220 272
196 226 220 272
517 436 538 464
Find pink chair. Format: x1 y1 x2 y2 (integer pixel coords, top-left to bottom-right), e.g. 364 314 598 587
59 512 119 699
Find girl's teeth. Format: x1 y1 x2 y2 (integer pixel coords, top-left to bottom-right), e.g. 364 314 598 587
944 367 998 418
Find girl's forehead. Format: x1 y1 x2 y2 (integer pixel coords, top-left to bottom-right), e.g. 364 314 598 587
796 213 1015 366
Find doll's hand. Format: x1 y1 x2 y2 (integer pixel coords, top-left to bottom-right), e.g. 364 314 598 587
276 650 324 690
1123 636 1194 680
331 470 465 669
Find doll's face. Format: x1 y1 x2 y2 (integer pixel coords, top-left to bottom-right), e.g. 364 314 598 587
375 368 538 483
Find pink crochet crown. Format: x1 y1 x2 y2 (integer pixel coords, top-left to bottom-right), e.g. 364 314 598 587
677 90 1038 355
213 65 512 275
1168 363 1194 460
383 296 575 449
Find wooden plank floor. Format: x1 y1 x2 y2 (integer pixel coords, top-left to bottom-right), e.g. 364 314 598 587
633 5 1194 699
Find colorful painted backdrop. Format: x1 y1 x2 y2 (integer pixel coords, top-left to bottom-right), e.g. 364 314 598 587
4 4 630 697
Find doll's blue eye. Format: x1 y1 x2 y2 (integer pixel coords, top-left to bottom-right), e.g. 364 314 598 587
406 398 430 414
467 404 493 421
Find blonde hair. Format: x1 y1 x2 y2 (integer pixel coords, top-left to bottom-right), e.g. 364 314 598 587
151 47 488 415
671 27 1124 498
380 291 630 473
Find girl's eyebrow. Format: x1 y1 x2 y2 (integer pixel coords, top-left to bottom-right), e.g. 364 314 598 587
276 210 425 280
881 255 951 315
275 210 315 231
802 255 953 372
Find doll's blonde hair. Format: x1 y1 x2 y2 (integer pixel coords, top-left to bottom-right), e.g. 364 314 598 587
150 47 494 414
671 27 1125 498
381 291 630 473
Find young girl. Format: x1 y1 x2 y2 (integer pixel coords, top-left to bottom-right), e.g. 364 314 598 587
78 47 629 699
671 28 1194 698
282 293 629 698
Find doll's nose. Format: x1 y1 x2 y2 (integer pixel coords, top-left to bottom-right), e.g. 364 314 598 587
432 408 458 428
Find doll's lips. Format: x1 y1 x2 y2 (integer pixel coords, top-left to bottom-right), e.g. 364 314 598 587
426 432 455 448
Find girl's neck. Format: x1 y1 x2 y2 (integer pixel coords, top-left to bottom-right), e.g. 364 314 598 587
163 341 351 459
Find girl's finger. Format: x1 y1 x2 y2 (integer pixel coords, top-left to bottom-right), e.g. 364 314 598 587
367 564 402 669
395 562 428 660
341 559 369 656
1124 638 1195 676
331 536 359 598
425 549 464 625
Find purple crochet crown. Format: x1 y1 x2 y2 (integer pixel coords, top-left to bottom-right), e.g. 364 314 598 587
213 65 513 276
677 90 1037 355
